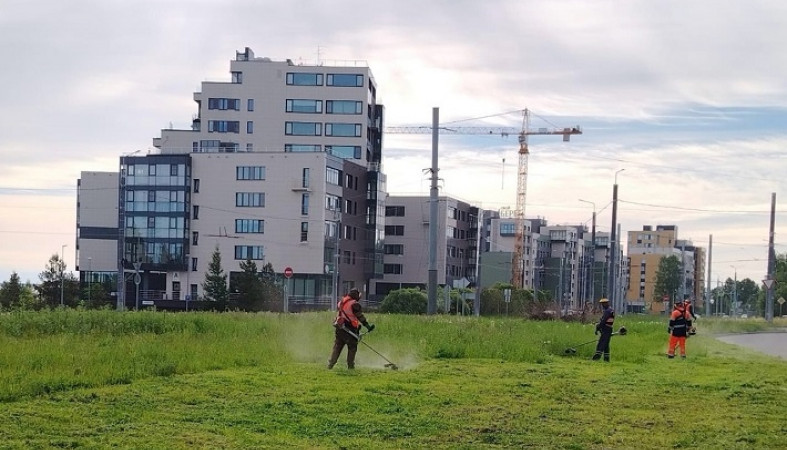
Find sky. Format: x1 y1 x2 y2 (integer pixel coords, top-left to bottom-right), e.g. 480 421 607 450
1 0 786 288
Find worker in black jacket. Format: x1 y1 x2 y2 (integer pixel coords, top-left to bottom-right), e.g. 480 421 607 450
592 298 615 362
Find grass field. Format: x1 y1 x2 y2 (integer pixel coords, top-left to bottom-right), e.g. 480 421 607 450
0 310 785 449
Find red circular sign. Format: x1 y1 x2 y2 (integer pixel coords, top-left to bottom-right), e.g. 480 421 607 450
284 267 293 278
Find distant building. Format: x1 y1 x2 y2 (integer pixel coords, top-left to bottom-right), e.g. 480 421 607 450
76 47 385 309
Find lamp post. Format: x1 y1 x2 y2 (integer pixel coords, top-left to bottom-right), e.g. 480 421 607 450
87 257 92 305
60 244 67 307
608 169 624 313
579 199 596 309
730 265 737 316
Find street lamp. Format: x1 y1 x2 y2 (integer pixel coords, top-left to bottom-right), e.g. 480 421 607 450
87 257 92 305
730 265 737 316
579 199 596 308
60 244 67 307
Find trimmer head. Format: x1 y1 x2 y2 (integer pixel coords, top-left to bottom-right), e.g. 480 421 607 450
385 363 399 370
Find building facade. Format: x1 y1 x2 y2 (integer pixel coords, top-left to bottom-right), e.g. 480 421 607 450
76 48 386 309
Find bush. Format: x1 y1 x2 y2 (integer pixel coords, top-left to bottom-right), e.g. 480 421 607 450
380 288 427 314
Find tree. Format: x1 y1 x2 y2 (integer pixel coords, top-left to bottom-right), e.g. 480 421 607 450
202 245 229 310
0 271 22 309
736 278 760 315
653 255 681 307
37 254 65 307
231 259 264 311
774 253 787 317
36 254 79 308
258 262 283 312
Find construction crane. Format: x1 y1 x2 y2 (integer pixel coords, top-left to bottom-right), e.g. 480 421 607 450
385 109 582 288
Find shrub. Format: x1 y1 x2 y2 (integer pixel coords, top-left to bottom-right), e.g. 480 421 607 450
380 288 427 314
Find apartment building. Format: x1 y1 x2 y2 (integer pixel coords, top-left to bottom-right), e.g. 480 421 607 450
372 196 478 301
625 225 704 313
76 47 386 309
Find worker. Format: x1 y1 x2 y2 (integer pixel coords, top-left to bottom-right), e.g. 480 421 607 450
592 298 614 362
667 298 693 358
327 288 375 369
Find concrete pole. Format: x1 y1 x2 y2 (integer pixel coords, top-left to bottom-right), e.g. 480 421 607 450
608 170 623 303
473 211 482 316
427 107 439 315
706 235 712 318
766 192 776 322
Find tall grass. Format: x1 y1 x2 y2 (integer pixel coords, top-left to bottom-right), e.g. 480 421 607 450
0 309 780 401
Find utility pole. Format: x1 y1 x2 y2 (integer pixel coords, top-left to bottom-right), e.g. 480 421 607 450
706 235 712 318
473 210 482 316
608 169 624 309
60 244 67 307
427 107 439 315
680 240 686 302
765 192 776 322
579 199 596 308
332 209 341 311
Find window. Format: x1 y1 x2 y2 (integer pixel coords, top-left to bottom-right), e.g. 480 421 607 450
286 72 324 86
384 264 403 274
343 251 351 264
285 122 322 136
192 231 199 246
326 194 341 211
301 193 309 215
236 192 265 207
500 222 515 236
208 121 240 133
300 222 308 242
191 257 198 272
384 244 404 255
446 226 456 239
193 179 200 193
192 205 199 220
302 168 310 189
247 99 254 111
286 99 323 113
246 143 253 152
325 123 362 137
207 98 240 110
327 73 364 87
285 144 321 153
235 219 264 233
234 246 264 260
231 71 243 84
325 145 361 159
326 167 340 185
246 121 253 134
386 206 405 216
326 100 362 114
385 225 404 236
236 166 265 180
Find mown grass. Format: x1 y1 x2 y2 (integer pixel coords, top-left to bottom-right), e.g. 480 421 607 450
0 310 785 449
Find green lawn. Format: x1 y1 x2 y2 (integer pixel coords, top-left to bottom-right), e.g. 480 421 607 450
0 310 785 449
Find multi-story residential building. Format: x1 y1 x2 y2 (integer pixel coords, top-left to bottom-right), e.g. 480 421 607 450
372 196 478 302
625 225 704 313
76 47 385 309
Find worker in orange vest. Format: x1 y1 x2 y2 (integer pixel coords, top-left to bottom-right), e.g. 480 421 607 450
667 298 693 358
327 288 375 369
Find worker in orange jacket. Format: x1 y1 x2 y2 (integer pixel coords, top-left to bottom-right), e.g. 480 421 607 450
667 298 693 358
327 288 374 369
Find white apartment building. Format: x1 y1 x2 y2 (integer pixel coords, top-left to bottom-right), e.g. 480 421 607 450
76 47 386 309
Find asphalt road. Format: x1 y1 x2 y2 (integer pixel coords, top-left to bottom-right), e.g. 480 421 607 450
716 331 787 359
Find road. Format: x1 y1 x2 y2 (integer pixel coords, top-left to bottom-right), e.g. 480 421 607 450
716 331 787 359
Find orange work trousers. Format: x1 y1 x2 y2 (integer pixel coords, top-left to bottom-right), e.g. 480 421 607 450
668 335 686 357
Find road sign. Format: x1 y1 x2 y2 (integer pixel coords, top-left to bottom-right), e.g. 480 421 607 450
662 295 669 302
763 279 775 290
284 267 293 279
134 273 141 285
778 297 785 305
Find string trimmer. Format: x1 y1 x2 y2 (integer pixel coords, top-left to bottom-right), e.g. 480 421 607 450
341 326 399 370
564 326 628 354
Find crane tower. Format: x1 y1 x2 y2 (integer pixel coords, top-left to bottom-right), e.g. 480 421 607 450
386 109 581 288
